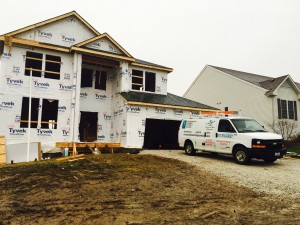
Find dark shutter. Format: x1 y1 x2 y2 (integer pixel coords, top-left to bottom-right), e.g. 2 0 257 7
277 98 282 119
294 101 298 121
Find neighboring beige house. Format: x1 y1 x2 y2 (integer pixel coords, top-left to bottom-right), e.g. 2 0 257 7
184 65 300 133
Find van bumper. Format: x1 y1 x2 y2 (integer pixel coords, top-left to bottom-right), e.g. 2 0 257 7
248 148 287 159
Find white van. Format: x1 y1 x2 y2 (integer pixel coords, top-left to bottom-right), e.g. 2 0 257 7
178 115 286 164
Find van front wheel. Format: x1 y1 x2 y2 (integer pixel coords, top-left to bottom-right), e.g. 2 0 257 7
233 147 251 165
185 141 195 156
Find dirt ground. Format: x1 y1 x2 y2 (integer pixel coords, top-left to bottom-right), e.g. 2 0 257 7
0 154 300 225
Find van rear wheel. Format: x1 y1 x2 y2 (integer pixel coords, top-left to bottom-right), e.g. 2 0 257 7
185 141 195 156
233 147 251 165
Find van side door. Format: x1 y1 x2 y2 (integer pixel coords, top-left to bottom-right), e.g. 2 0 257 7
215 119 236 153
201 119 218 152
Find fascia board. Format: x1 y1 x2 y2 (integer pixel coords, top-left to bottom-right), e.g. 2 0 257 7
0 36 70 53
75 33 133 58
126 101 219 112
3 11 100 37
71 46 135 62
131 62 173 73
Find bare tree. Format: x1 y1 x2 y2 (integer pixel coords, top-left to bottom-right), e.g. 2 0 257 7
268 120 297 141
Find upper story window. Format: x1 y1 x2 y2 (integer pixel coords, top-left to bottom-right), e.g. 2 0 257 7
25 51 61 80
132 69 143 91
81 68 107 90
131 69 156 92
95 71 107 90
278 98 298 120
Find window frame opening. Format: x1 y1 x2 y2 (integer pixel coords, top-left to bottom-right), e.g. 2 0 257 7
25 51 43 77
132 69 144 91
20 97 40 128
44 54 61 80
95 70 107 90
41 99 59 129
20 97 59 129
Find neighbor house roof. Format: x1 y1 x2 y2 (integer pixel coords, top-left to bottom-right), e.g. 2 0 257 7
209 65 299 95
120 91 218 111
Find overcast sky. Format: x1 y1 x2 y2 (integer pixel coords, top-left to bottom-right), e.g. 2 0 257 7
1 0 299 95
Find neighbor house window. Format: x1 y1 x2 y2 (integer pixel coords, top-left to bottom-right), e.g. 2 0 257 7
20 97 59 129
25 51 61 79
95 70 107 90
277 99 298 120
131 69 156 92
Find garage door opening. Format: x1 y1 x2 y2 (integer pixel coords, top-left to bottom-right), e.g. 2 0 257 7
143 119 181 149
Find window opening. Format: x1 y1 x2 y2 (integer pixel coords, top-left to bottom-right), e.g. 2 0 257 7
278 99 297 120
81 68 93 87
132 69 143 90
95 71 107 90
25 51 43 77
44 55 61 80
20 97 40 128
281 100 288 119
145 72 156 92
41 99 59 129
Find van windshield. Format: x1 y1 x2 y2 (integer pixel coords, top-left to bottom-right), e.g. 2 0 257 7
231 119 266 133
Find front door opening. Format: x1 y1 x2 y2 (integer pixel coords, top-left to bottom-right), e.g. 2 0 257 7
79 111 98 142
143 119 181 149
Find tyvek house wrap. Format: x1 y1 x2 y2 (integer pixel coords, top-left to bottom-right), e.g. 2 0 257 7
0 11 217 153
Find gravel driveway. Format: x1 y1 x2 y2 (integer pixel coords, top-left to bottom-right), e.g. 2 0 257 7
141 150 300 199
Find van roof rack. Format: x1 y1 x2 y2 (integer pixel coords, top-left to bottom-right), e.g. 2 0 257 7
190 111 241 119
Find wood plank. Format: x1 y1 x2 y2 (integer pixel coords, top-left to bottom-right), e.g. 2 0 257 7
56 154 85 161
55 142 121 148
0 136 6 164
131 62 173 73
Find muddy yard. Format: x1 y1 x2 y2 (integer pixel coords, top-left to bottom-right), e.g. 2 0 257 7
0 154 300 225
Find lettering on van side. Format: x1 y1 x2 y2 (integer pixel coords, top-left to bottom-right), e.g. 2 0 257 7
217 133 233 138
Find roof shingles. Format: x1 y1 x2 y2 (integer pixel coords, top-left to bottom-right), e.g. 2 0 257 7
209 65 291 93
120 91 218 110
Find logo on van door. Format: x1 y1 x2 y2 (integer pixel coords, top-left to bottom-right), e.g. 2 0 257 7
205 120 216 130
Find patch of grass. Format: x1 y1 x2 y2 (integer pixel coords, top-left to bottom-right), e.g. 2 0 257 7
287 146 300 155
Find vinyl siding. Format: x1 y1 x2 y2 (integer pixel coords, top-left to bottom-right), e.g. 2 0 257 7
184 66 274 130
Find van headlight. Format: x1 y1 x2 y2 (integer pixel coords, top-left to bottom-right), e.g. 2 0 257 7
252 139 266 149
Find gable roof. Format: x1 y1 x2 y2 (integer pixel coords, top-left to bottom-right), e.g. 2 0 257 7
0 11 173 73
209 65 299 95
120 91 218 111
2 11 100 37
74 33 133 58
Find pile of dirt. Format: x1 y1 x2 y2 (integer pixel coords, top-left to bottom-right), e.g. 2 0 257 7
0 154 299 224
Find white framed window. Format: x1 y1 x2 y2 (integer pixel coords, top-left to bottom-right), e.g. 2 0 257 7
277 98 298 120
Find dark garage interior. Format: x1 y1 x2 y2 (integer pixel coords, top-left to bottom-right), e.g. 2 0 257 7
143 119 181 149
